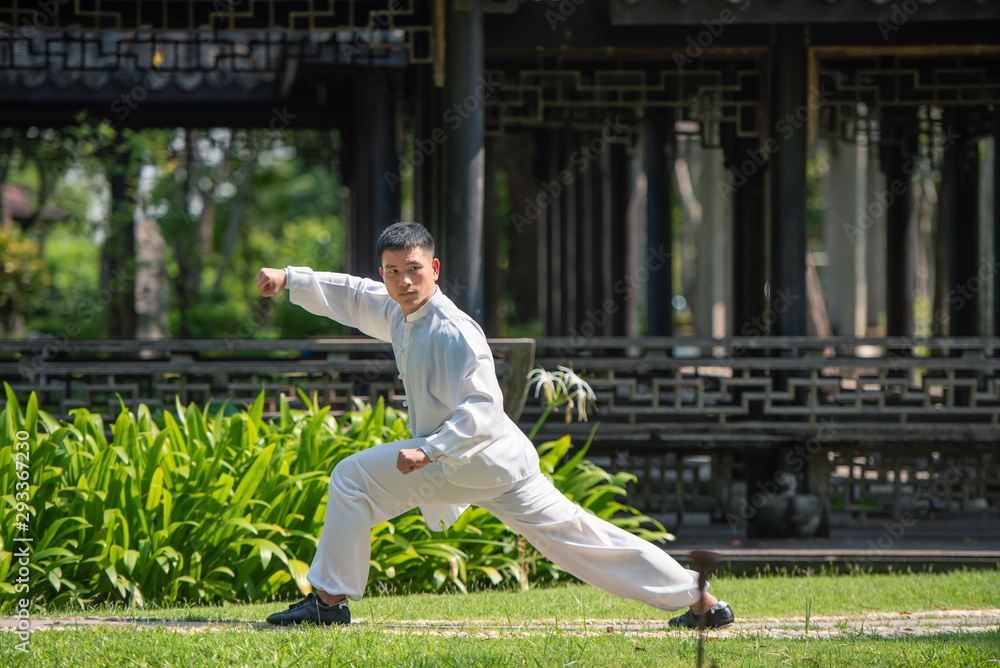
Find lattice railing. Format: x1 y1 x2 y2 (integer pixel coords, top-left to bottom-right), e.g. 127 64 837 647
829 448 1000 523
3 336 998 524
7 336 996 440
522 336 1000 524
527 336 1000 440
0 338 535 424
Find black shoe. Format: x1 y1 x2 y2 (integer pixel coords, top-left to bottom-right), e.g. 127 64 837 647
668 602 735 629
266 593 351 626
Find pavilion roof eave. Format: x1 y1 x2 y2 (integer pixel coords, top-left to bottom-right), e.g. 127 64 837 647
608 0 1000 26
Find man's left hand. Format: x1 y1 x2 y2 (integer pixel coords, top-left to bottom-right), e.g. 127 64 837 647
397 448 431 475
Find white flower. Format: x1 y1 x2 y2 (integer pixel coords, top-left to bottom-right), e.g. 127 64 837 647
527 367 568 408
527 366 598 422
557 366 598 422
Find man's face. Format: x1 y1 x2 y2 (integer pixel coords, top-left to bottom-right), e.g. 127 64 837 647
379 246 440 316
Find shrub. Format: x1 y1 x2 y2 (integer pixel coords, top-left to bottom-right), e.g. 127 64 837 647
0 383 669 609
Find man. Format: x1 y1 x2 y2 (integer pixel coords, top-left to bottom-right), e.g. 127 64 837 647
255 222 734 629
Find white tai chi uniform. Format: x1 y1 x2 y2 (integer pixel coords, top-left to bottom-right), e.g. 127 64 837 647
285 266 705 610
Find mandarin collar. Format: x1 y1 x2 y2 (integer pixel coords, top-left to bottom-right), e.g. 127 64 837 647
403 286 441 323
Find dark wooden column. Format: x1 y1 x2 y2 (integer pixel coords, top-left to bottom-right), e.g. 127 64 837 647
413 65 441 242
881 115 916 336
644 118 673 336
346 70 400 280
500 130 540 331
995 107 1000 338
942 110 980 336
726 130 773 530
542 131 564 334
442 0 485 323
749 25 829 539
608 142 630 336
768 25 808 337
729 136 768 333
535 131 555 335
576 131 596 333
483 136 502 336
560 130 581 336
597 137 615 336
726 129 769 440
105 141 137 338
767 25 808 505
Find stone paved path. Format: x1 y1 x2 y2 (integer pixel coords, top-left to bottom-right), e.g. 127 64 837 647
2 609 997 639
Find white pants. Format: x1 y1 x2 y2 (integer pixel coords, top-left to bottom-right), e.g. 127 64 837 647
307 441 706 611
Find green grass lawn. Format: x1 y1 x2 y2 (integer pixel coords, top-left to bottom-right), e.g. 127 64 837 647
44 569 1000 623
6 626 1000 668
4 570 999 667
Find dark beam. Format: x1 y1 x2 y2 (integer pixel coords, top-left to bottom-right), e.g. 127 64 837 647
484 0 995 50
609 0 1000 26
484 0 769 49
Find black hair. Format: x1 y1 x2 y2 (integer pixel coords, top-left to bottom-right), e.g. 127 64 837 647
376 221 435 261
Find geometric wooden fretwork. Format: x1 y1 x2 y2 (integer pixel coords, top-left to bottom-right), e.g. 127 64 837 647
813 47 1000 140
484 50 765 141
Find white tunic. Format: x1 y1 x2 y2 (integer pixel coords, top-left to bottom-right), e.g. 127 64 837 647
285 266 539 529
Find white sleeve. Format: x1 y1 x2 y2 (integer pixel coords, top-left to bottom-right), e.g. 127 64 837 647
284 266 395 342
421 326 507 466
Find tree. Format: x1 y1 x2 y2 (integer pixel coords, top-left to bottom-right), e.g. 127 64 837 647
0 226 47 337
4 122 349 340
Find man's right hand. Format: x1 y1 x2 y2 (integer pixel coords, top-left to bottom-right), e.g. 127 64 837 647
254 268 287 297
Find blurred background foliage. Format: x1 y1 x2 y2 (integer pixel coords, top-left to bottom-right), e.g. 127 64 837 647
0 117 348 340
1 117 831 340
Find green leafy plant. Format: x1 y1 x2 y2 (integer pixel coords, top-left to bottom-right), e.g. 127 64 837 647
1 381 668 609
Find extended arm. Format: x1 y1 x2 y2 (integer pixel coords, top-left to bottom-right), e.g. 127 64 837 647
254 266 396 342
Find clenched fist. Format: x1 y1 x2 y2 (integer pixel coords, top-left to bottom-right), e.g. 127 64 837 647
397 448 431 475
255 268 287 297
